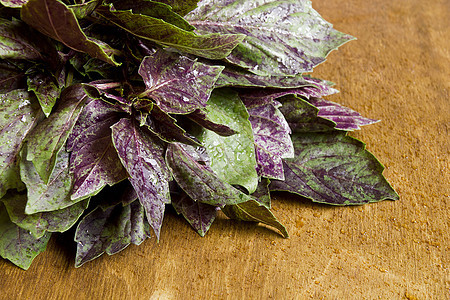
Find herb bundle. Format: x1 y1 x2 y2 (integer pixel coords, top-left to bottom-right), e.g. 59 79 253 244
0 0 398 269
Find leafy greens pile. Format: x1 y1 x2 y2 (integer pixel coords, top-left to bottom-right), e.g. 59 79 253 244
0 0 398 269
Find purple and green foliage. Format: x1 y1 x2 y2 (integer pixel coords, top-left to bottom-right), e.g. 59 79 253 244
0 0 397 269
74 200 151 267
111 118 171 240
138 50 224 114
171 192 218 237
186 0 354 76
270 132 398 205
0 203 51 270
67 98 127 201
243 96 294 181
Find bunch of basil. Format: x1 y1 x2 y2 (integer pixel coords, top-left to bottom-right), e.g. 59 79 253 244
0 0 398 269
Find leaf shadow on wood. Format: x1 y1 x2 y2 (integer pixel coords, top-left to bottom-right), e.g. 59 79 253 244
51 227 78 269
46 191 346 269
272 191 346 210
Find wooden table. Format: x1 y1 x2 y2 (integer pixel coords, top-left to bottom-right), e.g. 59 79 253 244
1 0 448 298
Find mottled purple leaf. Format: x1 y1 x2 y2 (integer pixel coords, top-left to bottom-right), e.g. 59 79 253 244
1 191 88 239
278 95 336 133
67 97 122 152
215 68 314 89
0 90 41 198
187 109 236 136
172 193 218 236
26 85 89 183
244 97 293 180
96 5 244 60
307 97 379 130
198 89 258 193
20 147 82 214
26 69 61 117
0 18 44 60
138 50 224 114
221 199 288 238
187 0 354 76
270 132 399 205
140 104 201 146
67 99 128 201
239 77 338 104
21 0 120 66
74 201 151 267
278 95 378 132
0 204 50 270
0 61 26 93
111 118 171 240
166 143 252 206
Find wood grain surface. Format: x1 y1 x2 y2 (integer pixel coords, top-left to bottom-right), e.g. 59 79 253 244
1 0 448 299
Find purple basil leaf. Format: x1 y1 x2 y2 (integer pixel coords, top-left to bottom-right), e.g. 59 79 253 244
21 0 120 66
278 95 378 132
112 0 195 31
239 77 338 104
307 97 379 130
278 95 336 133
215 68 314 89
0 89 41 198
187 0 354 76
1 191 88 239
0 204 51 270
96 5 244 60
243 97 294 181
270 132 400 205
74 201 151 267
221 199 288 238
138 50 224 114
20 147 82 214
26 84 89 183
0 61 26 93
140 104 201 146
67 98 128 201
252 178 271 209
187 109 237 136
26 69 61 117
302 76 338 96
166 143 252 207
172 192 218 237
67 97 123 152
156 0 199 16
111 118 171 240
0 18 46 60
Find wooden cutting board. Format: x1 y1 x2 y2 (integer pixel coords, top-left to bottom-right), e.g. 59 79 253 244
1 0 448 298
